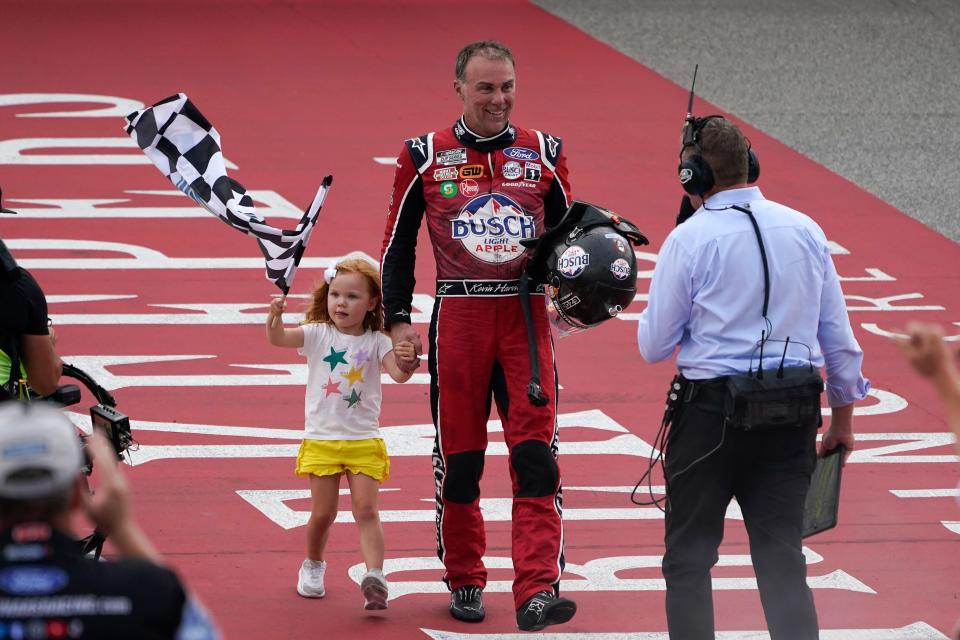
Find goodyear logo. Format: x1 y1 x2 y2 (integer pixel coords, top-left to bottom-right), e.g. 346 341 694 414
450 193 535 264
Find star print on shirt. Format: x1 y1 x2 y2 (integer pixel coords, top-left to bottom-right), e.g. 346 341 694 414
341 366 364 388
322 377 341 397
323 347 348 372
353 349 372 367
343 388 362 408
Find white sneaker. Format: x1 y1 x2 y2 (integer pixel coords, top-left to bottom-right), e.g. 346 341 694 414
361 569 388 610
297 559 326 598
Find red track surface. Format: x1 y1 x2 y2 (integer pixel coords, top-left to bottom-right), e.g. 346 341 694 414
2 1 958 638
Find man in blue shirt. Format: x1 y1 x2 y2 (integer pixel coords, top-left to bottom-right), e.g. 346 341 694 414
638 117 868 639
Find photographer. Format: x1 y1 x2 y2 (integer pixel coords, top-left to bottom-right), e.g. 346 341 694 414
1 195 63 399
0 403 219 639
637 117 869 639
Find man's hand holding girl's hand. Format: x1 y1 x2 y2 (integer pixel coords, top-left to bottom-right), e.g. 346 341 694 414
393 340 420 370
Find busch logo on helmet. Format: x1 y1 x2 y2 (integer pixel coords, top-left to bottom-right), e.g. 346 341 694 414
558 245 590 278
450 193 536 264
610 258 631 280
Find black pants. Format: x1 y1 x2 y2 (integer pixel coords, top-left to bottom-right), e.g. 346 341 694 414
662 380 819 639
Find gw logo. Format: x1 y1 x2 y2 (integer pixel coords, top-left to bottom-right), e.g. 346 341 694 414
459 165 484 179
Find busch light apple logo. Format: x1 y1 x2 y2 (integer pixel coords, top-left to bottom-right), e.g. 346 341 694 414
610 257 631 280
557 245 590 278
451 193 536 263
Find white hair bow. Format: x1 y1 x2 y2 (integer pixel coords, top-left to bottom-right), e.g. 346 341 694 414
324 264 338 284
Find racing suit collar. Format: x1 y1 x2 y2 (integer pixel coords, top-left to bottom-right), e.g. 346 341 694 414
453 116 517 152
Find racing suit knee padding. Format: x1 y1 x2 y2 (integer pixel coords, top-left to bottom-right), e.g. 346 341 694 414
442 450 485 503
511 440 558 498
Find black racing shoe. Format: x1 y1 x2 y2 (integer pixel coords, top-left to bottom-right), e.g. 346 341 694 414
516 590 577 632
449 585 485 622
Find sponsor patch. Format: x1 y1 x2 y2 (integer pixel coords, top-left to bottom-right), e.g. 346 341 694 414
440 181 458 198
0 566 69 595
11 523 51 544
409 137 427 156
545 134 560 157
679 167 694 184
503 146 540 161
524 162 541 182
3 543 47 562
436 148 468 166
501 181 539 189
459 179 479 197
559 294 581 310
610 258 632 280
502 160 522 180
450 193 535 264
558 246 590 278
433 167 460 181
459 164 484 178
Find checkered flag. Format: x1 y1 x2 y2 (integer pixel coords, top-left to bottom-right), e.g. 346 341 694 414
124 93 333 293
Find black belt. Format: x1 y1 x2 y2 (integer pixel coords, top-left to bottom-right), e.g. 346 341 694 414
679 375 729 404
435 279 546 297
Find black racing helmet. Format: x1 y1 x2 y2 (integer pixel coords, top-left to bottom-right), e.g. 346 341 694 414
522 201 649 331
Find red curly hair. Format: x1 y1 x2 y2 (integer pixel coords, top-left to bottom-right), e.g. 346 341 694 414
303 258 384 331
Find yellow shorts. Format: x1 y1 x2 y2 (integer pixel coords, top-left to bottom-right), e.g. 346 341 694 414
295 438 390 483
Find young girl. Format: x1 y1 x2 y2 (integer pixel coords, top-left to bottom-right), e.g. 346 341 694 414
266 257 417 610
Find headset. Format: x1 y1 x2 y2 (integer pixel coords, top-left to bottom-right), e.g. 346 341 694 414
677 66 760 197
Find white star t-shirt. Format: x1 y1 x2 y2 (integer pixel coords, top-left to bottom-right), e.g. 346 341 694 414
298 323 394 440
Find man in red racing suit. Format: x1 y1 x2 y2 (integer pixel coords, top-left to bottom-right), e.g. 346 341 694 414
380 41 575 631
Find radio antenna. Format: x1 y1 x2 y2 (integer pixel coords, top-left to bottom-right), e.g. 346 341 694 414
686 64 699 116
681 65 700 147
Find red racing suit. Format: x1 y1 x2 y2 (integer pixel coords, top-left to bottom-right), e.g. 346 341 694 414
381 117 572 608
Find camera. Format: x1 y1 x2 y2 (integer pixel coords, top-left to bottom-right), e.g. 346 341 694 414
89 403 133 459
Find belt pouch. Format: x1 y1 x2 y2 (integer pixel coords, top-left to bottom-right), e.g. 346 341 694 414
724 366 824 431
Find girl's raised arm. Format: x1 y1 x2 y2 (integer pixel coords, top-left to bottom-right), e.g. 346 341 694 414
265 297 304 348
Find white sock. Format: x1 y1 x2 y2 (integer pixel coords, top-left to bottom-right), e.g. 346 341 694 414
305 558 326 569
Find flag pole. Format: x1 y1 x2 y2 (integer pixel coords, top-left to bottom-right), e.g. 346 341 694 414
279 174 333 296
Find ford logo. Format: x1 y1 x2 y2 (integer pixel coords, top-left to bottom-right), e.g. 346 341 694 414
0 566 69 595
503 147 540 161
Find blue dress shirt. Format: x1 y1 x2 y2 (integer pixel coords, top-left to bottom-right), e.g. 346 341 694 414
637 187 869 407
